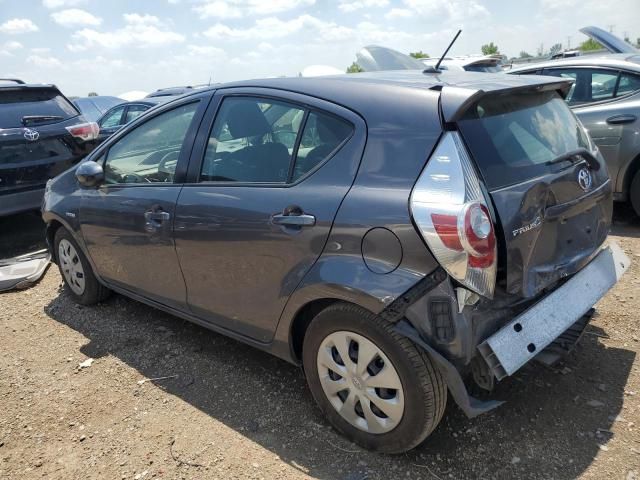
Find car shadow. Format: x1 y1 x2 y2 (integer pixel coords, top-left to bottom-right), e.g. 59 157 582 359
611 202 640 238
44 289 635 479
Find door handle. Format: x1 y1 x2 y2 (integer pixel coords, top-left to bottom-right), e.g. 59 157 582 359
144 211 170 221
272 205 316 227
606 114 637 125
144 208 170 233
272 213 316 226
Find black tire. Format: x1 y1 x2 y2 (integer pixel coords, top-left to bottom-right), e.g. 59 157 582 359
54 227 110 305
630 170 640 217
302 302 447 453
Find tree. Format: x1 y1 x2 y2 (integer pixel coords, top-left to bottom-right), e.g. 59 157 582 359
409 51 429 59
481 42 499 55
579 38 603 52
346 62 364 74
87 92 98 96
549 43 562 57
519 51 533 58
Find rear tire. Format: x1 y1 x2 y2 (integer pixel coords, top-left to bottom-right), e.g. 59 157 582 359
630 171 640 217
54 227 110 305
302 302 447 453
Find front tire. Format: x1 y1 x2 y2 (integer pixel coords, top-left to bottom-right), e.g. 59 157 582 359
302 302 447 453
54 227 110 305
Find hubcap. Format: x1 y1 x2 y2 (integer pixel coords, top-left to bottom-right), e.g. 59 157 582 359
316 331 405 434
58 239 85 295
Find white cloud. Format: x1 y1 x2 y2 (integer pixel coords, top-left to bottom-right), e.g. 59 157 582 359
0 18 39 34
387 8 412 18
402 0 489 20
122 13 163 26
338 0 388 13
194 1 242 18
0 41 23 57
187 44 227 59
2 41 23 50
51 9 102 27
43 0 86 8
203 14 353 42
26 54 62 68
194 0 315 18
68 13 185 50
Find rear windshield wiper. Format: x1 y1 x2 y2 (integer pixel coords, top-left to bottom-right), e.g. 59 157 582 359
21 115 64 126
546 148 600 171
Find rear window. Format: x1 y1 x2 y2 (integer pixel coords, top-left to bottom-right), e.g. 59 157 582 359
457 91 591 190
0 87 78 128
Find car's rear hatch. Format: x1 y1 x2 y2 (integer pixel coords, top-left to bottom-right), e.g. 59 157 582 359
442 79 612 298
0 86 88 195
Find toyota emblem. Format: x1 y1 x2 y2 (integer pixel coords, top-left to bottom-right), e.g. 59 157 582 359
577 167 592 192
23 128 40 142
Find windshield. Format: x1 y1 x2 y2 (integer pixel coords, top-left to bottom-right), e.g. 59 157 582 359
0 88 78 128
457 91 591 190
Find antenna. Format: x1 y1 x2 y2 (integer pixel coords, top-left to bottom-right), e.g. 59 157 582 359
424 29 462 73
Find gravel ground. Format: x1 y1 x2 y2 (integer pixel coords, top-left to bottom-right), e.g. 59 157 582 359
0 207 639 480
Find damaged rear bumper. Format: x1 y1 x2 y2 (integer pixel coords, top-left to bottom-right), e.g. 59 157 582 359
0 249 51 292
478 242 630 380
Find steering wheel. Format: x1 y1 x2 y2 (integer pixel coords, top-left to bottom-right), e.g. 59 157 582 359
158 150 179 175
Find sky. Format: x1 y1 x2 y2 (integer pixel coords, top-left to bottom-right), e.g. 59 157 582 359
1 0 639 97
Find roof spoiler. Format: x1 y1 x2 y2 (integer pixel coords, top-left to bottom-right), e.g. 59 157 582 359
0 78 25 85
439 78 574 124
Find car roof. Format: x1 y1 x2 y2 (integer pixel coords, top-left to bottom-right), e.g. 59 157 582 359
0 82 60 90
215 69 564 98
509 53 640 73
185 70 570 122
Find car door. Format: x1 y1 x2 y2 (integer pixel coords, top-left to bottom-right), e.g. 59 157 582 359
97 105 126 142
544 67 640 191
79 96 209 309
123 104 151 125
174 89 365 342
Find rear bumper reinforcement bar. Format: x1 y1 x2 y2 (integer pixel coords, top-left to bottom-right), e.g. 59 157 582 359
478 243 630 380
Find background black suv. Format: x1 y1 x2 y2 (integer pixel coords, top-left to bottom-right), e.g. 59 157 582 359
0 78 99 216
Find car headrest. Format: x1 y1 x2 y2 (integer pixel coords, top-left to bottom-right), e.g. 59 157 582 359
226 101 271 139
317 116 348 144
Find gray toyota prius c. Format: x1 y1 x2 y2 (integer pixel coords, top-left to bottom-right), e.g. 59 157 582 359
42 69 630 453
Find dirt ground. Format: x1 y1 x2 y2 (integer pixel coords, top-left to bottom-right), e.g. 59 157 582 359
0 206 639 480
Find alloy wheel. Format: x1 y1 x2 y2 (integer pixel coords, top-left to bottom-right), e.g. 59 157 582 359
316 330 405 434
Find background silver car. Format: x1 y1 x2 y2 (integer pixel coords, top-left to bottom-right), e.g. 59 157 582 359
509 29 640 215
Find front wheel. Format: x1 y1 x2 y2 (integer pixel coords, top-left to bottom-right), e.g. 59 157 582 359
54 227 110 305
302 303 447 453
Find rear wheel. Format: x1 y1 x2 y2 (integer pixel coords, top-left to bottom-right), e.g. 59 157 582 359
630 170 640 217
54 227 110 305
302 302 446 453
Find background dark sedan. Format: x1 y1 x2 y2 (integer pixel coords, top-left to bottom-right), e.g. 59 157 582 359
72 95 124 122
96 98 167 142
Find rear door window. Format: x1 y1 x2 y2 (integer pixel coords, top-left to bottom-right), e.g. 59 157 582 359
292 112 353 181
201 97 304 183
200 96 354 184
616 72 640 97
457 91 591 190
0 87 78 128
125 104 149 123
99 106 125 128
543 68 621 104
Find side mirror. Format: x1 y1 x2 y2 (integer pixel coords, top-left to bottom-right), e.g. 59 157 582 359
76 161 104 187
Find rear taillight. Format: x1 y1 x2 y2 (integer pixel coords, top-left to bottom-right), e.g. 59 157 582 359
410 131 497 298
65 122 99 141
